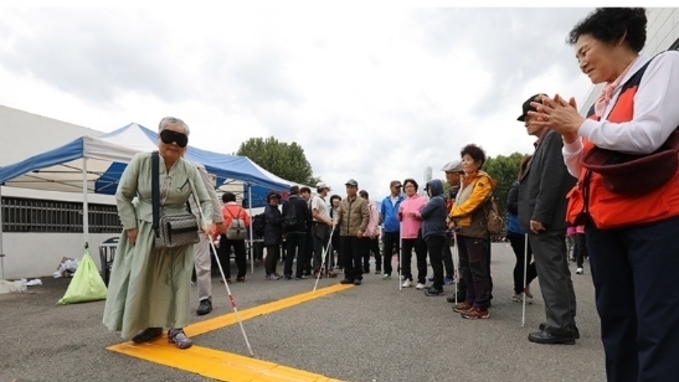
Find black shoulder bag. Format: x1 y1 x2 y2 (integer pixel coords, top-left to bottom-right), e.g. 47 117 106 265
152 151 201 249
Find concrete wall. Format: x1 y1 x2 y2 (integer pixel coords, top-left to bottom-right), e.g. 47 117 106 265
1 232 116 279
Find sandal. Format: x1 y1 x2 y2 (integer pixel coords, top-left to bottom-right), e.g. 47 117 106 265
168 328 193 349
131 327 163 343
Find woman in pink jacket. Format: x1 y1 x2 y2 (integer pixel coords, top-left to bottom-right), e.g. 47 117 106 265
398 179 429 289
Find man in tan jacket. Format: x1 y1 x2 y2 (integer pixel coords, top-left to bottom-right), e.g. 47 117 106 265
335 179 370 285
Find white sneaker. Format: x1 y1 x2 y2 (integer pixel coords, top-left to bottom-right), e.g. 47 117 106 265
402 279 413 288
415 283 426 290
576 267 584 274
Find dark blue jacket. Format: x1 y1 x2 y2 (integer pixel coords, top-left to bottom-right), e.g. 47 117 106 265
506 180 523 235
263 205 285 245
420 179 448 240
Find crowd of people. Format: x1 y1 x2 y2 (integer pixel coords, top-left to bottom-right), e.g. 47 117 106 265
102 7 679 382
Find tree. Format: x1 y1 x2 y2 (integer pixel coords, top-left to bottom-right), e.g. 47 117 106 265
482 152 527 216
237 137 320 185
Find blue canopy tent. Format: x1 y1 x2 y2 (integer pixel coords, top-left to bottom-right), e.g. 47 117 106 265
0 123 307 275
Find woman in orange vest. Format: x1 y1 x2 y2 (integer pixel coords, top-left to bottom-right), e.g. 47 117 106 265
528 8 679 382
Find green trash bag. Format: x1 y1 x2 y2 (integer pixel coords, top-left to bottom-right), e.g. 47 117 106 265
57 250 108 305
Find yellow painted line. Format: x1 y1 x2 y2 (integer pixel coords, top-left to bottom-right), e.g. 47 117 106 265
107 283 353 382
184 283 354 337
109 341 345 382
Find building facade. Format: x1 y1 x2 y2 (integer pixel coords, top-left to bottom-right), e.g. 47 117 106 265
580 8 679 113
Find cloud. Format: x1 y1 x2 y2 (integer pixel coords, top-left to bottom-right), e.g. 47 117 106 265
0 6 596 202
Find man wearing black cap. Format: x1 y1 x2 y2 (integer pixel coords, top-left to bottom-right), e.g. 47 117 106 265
282 185 312 280
379 180 404 279
517 94 578 344
336 179 370 285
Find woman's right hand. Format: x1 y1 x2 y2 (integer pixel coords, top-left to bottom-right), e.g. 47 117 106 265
127 228 139 246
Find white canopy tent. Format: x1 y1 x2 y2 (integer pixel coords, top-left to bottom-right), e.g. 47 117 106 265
0 123 310 277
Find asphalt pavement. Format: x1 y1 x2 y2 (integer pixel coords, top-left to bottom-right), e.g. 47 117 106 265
0 243 605 382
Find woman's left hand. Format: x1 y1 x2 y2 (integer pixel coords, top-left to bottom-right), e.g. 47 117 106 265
527 94 585 140
202 225 212 235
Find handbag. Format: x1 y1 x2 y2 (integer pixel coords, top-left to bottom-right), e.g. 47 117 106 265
152 151 200 249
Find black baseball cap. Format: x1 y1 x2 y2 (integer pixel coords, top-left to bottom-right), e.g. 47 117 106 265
517 93 546 122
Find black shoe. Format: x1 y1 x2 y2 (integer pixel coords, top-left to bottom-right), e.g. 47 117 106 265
446 295 460 303
196 299 212 316
340 278 354 285
539 323 580 339
354 279 362 285
375 269 381 275
528 330 576 345
424 287 444 296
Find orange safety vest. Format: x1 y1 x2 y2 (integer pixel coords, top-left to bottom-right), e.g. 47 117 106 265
566 59 679 229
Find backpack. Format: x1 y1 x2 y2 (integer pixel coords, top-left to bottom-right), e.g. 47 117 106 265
252 213 267 237
225 207 247 240
483 196 504 235
283 200 298 229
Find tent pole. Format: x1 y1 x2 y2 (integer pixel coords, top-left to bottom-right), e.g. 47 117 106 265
82 159 90 248
248 184 254 275
0 184 5 280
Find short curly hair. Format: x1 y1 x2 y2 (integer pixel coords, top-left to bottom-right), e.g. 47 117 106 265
460 144 486 168
568 8 647 53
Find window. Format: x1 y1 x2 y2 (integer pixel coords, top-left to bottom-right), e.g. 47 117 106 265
1 197 122 233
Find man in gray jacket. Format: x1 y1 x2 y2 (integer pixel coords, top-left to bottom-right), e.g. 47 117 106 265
517 94 578 344
188 161 224 316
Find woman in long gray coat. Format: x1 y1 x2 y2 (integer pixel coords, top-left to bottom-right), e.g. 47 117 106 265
103 117 213 349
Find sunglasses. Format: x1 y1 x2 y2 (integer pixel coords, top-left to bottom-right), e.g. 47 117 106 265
160 130 188 148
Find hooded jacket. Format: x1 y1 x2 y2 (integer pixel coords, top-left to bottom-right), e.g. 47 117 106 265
450 170 496 239
420 179 448 240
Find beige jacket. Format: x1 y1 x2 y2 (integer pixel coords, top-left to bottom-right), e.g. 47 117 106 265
335 195 370 236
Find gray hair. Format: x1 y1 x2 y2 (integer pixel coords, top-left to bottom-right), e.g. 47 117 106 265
158 117 190 136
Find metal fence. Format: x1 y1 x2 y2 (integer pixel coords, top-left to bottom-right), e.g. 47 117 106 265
1 197 122 233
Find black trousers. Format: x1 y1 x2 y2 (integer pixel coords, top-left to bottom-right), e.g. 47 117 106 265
401 235 428 284
312 223 331 272
218 236 247 278
458 236 491 309
586 216 679 382
442 233 455 276
284 232 307 278
361 237 381 272
381 231 400 276
508 232 538 294
265 244 281 275
425 235 445 290
574 233 587 268
341 236 364 281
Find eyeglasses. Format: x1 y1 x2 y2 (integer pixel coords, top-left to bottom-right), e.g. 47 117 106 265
160 130 188 148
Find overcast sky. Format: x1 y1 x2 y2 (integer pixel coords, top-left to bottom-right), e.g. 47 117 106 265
0 6 596 201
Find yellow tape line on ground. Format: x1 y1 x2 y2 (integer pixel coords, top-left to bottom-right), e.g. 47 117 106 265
107 283 353 382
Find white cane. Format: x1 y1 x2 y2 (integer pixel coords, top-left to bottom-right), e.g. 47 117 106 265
194 201 255 357
521 232 528 327
313 223 336 293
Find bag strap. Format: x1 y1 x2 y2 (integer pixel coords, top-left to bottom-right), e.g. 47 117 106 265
152 151 160 238
186 169 203 228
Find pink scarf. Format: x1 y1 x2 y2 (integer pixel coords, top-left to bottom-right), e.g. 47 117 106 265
593 58 638 118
